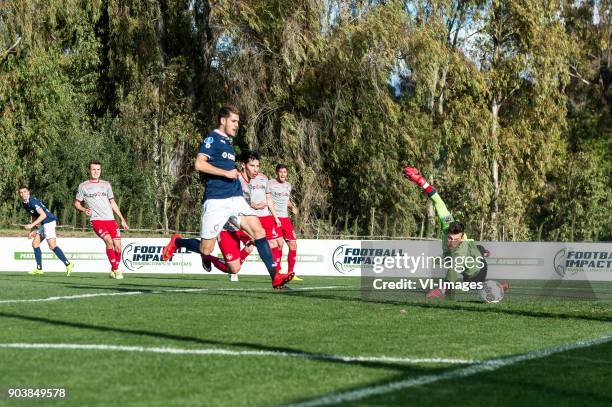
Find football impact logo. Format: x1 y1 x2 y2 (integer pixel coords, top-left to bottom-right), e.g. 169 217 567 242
332 245 405 274
554 248 612 278
333 245 356 274
553 249 567 277
122 243 187 271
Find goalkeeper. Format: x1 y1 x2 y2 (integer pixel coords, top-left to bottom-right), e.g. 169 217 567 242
403 166 506 299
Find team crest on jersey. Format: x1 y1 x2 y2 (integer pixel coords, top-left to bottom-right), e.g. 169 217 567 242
204 136 214 144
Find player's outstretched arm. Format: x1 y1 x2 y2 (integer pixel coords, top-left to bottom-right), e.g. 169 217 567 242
109 198 129 230
195 153 237 179
402 166 454 231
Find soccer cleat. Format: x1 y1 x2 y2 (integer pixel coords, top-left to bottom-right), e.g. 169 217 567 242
162 234 182 261
499 281 509 292
109 270 116 279
292 275 303 282
65 263 74 276
201 255 212 272
426 288 444 299
272 271 295 289
114 270 124 280
28 269 44 276
229 273 239 282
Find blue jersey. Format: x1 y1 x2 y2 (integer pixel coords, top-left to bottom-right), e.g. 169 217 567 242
198 130 242 201
22 196 57 224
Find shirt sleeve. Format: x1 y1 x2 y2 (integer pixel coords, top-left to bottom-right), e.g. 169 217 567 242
431 193 454 232
76 184 84 201
198 135 217 158
30 198 42 211
106 183 115 200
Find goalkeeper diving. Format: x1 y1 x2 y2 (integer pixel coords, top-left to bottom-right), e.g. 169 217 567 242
403 166 508 299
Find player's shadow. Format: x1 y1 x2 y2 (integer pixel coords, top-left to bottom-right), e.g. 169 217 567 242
0 310 449 374
246 289 612 323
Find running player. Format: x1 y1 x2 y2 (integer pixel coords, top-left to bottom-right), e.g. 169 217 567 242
161 105 294 289
19 186 74 276
267 164 301 280
403 166 508 299
74 160 129 279
238 150 283 271
199 150 275 281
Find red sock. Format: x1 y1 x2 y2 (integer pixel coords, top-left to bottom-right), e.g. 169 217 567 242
209 256 228 273
114 249 121 268
288 249 297 273
106 248 117 270
239 248 250 262
272 247 282 271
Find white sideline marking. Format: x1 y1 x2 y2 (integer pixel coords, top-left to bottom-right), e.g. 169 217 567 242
0 291 144 304
282 334 612 407
0 285 355 305
0 343 477 365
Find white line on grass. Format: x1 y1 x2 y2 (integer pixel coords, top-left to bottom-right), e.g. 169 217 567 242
0 291 144 304
281 334 612 407
0 343 478 365
0 285 356 305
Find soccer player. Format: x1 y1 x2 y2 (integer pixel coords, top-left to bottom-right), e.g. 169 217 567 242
74 160 129 279
267 164 301 280
161 105 294 289
238 150 284 271
201 224 255 282
403 166 507 299
19 186 74 276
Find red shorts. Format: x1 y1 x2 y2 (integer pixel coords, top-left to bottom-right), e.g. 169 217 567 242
278 217 297 241
258 215 280 241
91 220 121 240
218 230 252 262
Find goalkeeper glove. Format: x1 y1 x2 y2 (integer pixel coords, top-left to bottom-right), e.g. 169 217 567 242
403 166 435 196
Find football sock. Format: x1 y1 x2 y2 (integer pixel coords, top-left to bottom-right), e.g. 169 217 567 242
176 238 201 253
207 255 228 273
254 237 276 278
52 247 70 265
288 249 297 273
33 247 42 270
106 248 117 270
272 247 282 271
239 248 250 262
114 248 121 266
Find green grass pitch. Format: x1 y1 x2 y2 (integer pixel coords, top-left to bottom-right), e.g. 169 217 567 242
0 272 610 406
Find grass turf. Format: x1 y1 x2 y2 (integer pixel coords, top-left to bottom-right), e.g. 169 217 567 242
0 272 610 406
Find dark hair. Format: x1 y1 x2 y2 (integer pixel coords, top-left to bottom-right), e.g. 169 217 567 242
88 160 102 169
217 105 240 124
18 185 29 191
448 221 465 235
276 163 288 172
240 149 260 164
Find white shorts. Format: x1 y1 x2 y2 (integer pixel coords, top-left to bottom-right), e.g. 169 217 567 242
200 196 256 239
37 221 57 240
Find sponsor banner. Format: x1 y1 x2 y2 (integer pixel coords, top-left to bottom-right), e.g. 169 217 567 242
0 238 610 281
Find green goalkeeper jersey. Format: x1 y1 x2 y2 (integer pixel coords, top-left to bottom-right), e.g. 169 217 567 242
430 193 484 282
